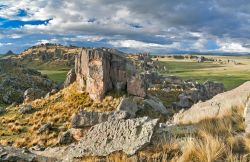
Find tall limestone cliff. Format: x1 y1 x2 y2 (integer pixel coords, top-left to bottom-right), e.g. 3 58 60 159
75 48 147 100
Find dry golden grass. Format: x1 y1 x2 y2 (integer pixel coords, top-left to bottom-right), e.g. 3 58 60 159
0 83 122 147
80 103 250 162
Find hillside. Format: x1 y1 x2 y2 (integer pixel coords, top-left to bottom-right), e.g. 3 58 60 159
14 44 81 70
2 48 245 162
0 59 56 105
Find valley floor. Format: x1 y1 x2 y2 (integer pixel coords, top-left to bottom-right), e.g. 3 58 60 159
155 55 250 90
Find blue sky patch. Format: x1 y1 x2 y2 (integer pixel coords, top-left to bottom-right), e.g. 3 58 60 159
17 9 28 17
204 40 220 50
0 18 51 28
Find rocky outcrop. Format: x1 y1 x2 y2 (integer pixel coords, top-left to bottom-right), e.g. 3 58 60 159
64 69 76 88
24 88 46 102
71 110 129 128
244 99 250 133
174 81 250 124
75 48 147 100
203 80 224 98
144 98 168 115
0 145 55 162
0 59 55 104
65 117 158 160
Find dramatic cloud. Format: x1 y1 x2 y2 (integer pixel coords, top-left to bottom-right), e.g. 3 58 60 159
0 0 250 54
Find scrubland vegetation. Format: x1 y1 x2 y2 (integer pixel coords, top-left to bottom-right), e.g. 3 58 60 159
0 83 122 147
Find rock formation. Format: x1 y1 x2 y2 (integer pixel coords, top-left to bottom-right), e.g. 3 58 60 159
64 68 76 88
15 44 81 68
0 145 55 162
75 48 147 100
0 59 55 104
65 117 158 161
174 81 250 124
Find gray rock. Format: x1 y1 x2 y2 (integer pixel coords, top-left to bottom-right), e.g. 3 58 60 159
65 117 159 161
0 145 54 162
174 81 250 124
24 88 45 102
64 69 76 88
37 123 52 134
58 130 74 145
71 110 129 128
203 80 224 98
117 97 139 117
144 98 168 115
0 107 6 114
19 105 33 114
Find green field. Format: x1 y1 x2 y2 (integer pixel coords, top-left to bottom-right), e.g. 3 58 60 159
39 70 69 83
156 57 250 90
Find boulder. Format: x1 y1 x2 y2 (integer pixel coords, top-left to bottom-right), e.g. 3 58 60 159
71 110 129 128
75 48 146 101
65 117 159 160
24 88 46 102
144 98 168 115
203 80 224 98
37 123 52 134
0 145 54 162
117 97 139 118
58 130 74 145
174 81 250 124
19 105 33 114
64 69 76 88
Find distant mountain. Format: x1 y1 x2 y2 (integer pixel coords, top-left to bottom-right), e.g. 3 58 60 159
5 50 15 55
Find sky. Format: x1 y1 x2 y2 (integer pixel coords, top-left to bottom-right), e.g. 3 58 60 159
0 0 250 54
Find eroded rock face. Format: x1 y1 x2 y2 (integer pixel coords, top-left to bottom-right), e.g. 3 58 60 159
174 81 250 124
65 117 159 160
75 48 147 100
127 75 147 98
71 110 129 128
64 69 76 88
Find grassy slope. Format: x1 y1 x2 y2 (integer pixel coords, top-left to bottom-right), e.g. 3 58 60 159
0 83 122 147
39 70 68 83
156 56 250 90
